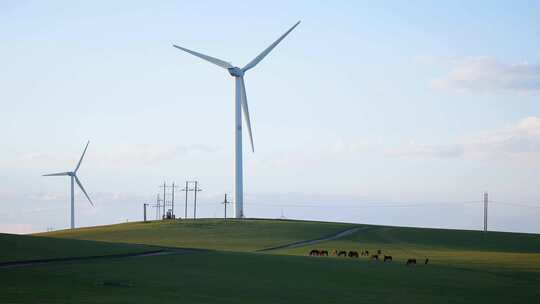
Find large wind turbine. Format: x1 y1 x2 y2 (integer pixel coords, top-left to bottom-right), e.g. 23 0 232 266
43 141 94 229
173 21 300 218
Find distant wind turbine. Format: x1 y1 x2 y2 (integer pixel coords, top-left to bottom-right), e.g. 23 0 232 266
43 141 94 229
172 21 301 218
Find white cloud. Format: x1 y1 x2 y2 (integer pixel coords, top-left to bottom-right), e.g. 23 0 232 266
28 192 66 201
385 142 463 158
1 143 218 169
329 116 540 165
386 117 540 162
432 57 540 94
95 144 218 166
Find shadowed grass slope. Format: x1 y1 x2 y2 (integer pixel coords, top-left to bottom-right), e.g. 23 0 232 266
0 233 153 263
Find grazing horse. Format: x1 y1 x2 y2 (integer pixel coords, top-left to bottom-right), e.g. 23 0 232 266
383 255 392 262
371 254 379 260
425 258 429 265
320 250 329 256
348 251 359 258
309 249 320 256
406 258 417 266
338 251 347 257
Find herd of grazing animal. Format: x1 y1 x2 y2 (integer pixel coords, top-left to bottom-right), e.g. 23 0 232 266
309 249 329 256
308 248 428 266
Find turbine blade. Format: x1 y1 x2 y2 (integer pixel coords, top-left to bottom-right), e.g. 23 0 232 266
43 172 71 176
242 21 301 72
172 44 233 69
75 175 94 207
240 77 254 152
74 141 90 172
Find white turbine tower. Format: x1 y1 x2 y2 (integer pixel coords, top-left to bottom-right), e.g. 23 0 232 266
43 141 94 229
173 21 300 218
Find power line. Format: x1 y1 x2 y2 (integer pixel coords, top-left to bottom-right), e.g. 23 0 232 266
490 201 540 209
243 201 484 209
219 200 540 214
152 194 162 220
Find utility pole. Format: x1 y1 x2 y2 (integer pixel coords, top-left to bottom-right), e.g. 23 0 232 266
154 194 162 220
483 192 488 232
193 181 202 219
221 193 231 220
160 181 167 219
181 181 192 219
171 182 177 218
143 203 148 222
180 181 202 219
157 194 162 220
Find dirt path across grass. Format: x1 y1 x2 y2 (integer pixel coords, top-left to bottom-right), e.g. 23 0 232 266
0 248 201 269
257 226 366 252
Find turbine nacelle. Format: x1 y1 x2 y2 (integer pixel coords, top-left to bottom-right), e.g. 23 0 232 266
227 67 244 77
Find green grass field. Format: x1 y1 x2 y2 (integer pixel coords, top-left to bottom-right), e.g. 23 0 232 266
1 219 539 303
0 233 153 263
275 225 540 276
36 219 352 251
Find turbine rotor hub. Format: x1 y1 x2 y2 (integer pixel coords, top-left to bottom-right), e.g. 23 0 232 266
227 67 244 77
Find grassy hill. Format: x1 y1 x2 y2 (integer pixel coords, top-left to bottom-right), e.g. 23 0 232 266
36 219 352 251
1 219 539 303
275 225 540 275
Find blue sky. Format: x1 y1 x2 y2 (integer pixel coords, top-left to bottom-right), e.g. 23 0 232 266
1 1 539 234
